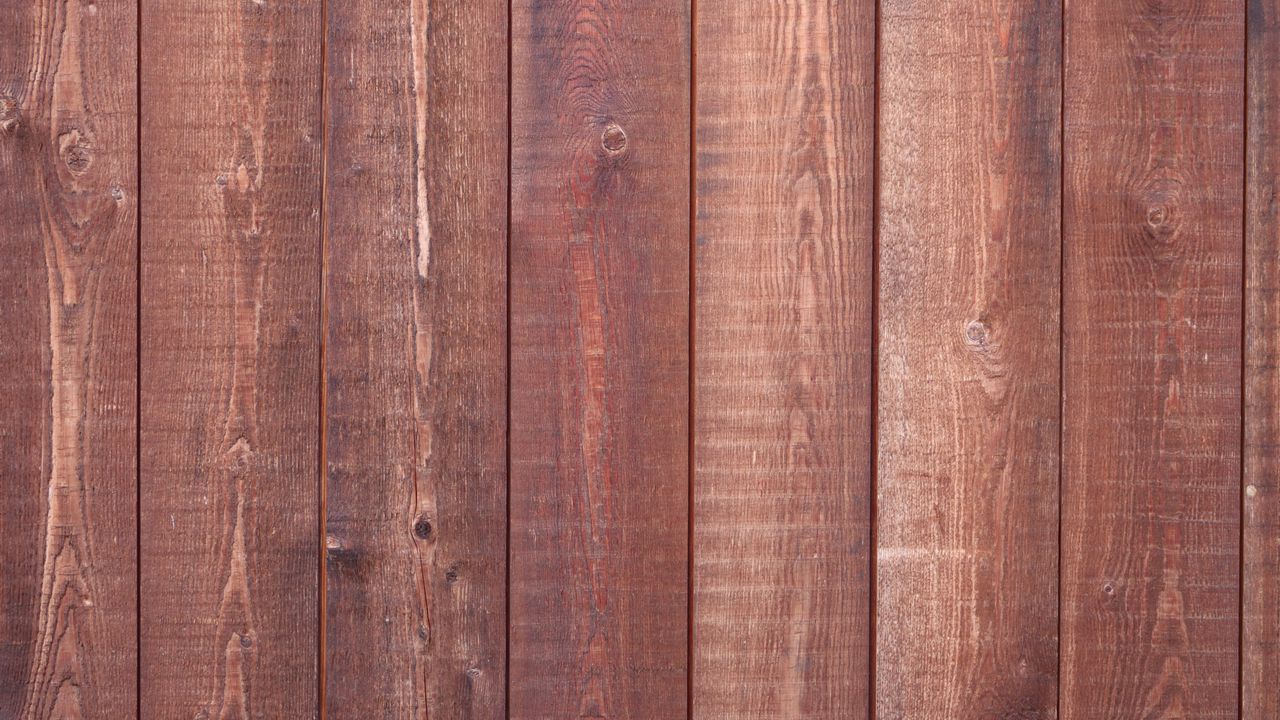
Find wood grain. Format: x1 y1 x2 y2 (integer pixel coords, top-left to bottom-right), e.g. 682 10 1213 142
692 1 873 717
322 0 509 716
508 0 691 716
876 0 1062 717
139 0 322 715
1060 1 1244 717
1245 0 1279 716
0 0 137 716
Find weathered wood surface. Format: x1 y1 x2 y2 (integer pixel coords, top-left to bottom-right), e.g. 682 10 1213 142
1061 1 1244 716
876 0 1063 717
693 1 874 717
1246 0 1280 716
0 0 137 716
508 0 692 716
139 0 322 715
322 0 509 716
2 3 1277 716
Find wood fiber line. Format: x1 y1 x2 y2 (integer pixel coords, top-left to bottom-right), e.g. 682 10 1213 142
0 0 137 716
692 1 874 717
1245 0 1279 716
1061 1 1244 717
322 0 508 716
876 0 1062 717
139 0 322 715
508 0 691 717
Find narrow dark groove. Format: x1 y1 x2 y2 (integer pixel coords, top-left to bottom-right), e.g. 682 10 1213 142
504 0 514 714
868 0 881 717
1056 2 1065 717
686 1 697 718
135 0 143 710
317 0 330 714
1238 6 1249 717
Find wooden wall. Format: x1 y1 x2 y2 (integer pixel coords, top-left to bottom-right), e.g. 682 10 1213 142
0 0 1273 717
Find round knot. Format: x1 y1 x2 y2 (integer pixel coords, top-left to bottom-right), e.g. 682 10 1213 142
59 130 92 173
601 123 627 155
964 320 990 347
413 515 434 541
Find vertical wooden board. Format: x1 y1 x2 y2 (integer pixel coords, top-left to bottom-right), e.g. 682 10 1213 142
322 0 508 716
0 0 137 715
508 0 690 717
139 0 321 716
1061 1 1243 717
877 0 1062 717
1246 1 1280 716
692 1 873 717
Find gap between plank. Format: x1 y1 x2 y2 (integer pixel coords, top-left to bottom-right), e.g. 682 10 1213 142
1238 5 1249 716
504 0 514 713
318 0 330 713
1056 2 1065 718
135 0 143 707
686 0 697 715
868 0 882 717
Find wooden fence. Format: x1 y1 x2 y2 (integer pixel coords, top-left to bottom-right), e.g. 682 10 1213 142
1 0 1275 717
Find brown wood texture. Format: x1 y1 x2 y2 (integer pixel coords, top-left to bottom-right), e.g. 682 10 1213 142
322 0 509 716
1060 1 1244 717
0 0 138 715
692 1 874 717
1245 0 1279 716
139 0 322 715
508 0 691 716
876 0 1062 717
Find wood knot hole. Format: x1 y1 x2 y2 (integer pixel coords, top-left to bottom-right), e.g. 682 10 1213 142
1102 583 1115 595
239 633 253 648
964 320 990 347
413 515 434 541
1145 205 1167 228
601 123 627 155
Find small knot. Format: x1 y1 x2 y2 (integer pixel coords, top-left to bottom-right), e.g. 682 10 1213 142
1247 484 1258 498
964 320 989 347
601 123 627 155
1146 205 1167 228
215 174 228 187
110 185 125 203
466 667 482 679
445 564 460 584
0 96 18 131
325 534 344 552
239 633 253 648
1102 583 1115 595
59 130 92 173
413 515 434 541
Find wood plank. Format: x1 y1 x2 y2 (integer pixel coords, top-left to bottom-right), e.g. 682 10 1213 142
508 0 691 716
1060 1 1244 716
692 1 873 717
322 0 508 716
876 1 1062 716
1245 0 1279 716
0 0 137 715
139 0 322 715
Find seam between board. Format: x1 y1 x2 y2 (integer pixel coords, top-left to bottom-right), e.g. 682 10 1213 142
317 0 329 713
